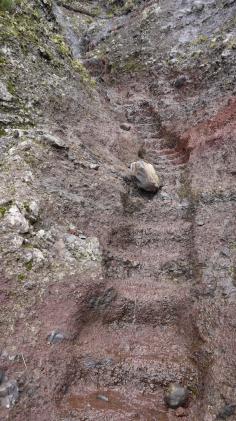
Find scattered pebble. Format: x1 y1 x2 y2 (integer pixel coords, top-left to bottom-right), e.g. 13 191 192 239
165 383 189 409
221 247 230 258
120 123 131 131
196 220 205 226
174 76 187 88
97 394 109 402
48 330 65 344
89 163 99 170
24 281 36 290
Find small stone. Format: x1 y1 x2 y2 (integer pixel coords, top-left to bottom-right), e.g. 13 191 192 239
165 383 189 409
221 247 230 257
196 220 204 226
120 123 131 131
41 133 68 149
89 163 99 170
174 76 187 88
97 394 109 402
24 281 36 290
130 160 161 192
217 404 236 419
176 407 187 417
48 330 65 344
13 130 22 138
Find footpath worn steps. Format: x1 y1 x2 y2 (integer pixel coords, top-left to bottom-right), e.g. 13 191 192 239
102 277 191 325
60 324 198 420
62 96 195 420
74 323 197 387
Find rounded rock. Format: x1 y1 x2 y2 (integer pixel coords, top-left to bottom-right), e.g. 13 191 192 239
120 123 131 131
165 383 189 409
174 75 187 88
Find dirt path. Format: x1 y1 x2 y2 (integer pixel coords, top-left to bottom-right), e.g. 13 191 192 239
52 85 202 420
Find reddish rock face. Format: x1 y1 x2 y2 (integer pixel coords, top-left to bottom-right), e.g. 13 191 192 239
181 97 236 152
0 0 236 420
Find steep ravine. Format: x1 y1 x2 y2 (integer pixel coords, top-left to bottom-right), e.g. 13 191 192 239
0 1 236 421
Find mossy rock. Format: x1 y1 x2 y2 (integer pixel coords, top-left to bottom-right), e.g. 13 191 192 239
51 34 71 57
71 59 96 87
0 0 14 12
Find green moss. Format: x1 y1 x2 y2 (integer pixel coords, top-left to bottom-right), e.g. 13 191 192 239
18 273 25 281
71 59 96 87
38 46 53 61
0 206 7 217
123 0 136 12
85 16 93 24
210 39 217 49
25 260 33 271
0 53 7 66
192 34 209 45
0 127 7 136
92 5 102 16
0 200 12 217
0 8 40 47
0 0 14 11
23 201 30 212
7 79 16 94
191 50 203 58
106 0 139 15
24 154 39 166
111 55 144 75
51 34 71 57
